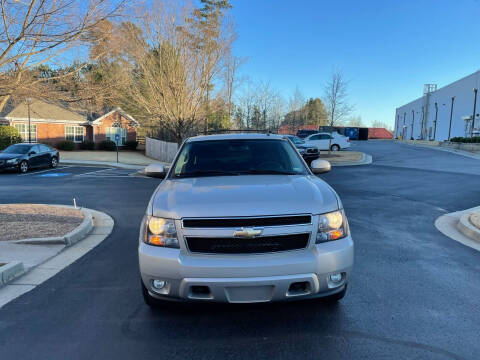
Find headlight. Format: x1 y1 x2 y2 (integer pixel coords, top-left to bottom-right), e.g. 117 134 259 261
144 216 179 248
6 158 18 164
316 209 349 243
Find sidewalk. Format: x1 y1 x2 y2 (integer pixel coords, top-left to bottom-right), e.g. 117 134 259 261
398 140 480 160
59 150 165 169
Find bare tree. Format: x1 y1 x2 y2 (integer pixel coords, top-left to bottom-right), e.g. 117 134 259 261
287 87 304 134
222 53 247 120
0 0 125 112
118 0 234 144
323 70 353 153
346 115 363 127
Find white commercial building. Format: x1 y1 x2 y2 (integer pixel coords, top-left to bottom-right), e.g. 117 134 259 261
394 70 480 140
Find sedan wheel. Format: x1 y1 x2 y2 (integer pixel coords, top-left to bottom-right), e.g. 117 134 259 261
330 144 340 151
50 157 58 168
19 160 28 174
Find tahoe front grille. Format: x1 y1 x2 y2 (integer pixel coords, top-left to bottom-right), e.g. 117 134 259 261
185 233 310 254
182 215 311 228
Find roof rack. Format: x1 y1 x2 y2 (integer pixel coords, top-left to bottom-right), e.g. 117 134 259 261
199 129 273 135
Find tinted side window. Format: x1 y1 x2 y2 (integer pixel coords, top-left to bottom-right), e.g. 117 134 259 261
309 135 320 140
319 134 331 140
39 144 51 152
31 145 41 153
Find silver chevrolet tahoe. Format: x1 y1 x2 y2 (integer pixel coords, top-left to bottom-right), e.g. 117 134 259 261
139 134 354 305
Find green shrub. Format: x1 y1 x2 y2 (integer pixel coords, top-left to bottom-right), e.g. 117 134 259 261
56 140 76 151
98 140 117 151
80 140 95 150
125 140 138 150
449 136 480 143
0 126 22 150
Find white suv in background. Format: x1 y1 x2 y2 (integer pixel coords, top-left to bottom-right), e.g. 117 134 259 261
305 132 351 151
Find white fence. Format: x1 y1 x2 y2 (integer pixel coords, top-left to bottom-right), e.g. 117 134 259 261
145 137 178 163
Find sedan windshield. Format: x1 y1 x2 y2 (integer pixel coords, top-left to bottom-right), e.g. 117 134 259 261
286 136 305 145
172 139 308 178
2 144 31 154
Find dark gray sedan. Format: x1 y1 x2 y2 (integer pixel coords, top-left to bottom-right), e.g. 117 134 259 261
284 135 320 164
0 143 59 173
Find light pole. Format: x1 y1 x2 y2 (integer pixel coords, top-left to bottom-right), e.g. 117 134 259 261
471 88 478 137
411 110 414 140
448 96 455 141
26 98 32 143
433 102 438 140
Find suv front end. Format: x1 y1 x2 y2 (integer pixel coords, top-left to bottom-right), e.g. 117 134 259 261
138 134 354 304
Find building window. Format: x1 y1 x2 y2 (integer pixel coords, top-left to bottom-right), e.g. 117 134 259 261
106 127 127 145
14 123 37 142
66 126 84 142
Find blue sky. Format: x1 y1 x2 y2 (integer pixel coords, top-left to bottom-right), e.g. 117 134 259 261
230 0 480 126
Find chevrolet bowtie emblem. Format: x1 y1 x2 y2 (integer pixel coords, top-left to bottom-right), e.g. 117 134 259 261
233 227 263 238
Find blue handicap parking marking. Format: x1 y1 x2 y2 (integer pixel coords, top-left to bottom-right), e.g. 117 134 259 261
38 172 71 177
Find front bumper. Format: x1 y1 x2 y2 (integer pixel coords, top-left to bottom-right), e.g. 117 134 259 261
139 235 353 303
0 161 19 171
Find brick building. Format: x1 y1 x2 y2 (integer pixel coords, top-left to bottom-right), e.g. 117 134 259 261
0 99 138 147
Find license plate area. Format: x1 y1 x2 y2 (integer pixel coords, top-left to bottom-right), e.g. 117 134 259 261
225 285 274 303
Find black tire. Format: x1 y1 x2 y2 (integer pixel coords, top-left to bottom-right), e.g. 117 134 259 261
50 156 58 168
330 144 340 152
141 280 162 308
19 160 28 174
324 285 347 303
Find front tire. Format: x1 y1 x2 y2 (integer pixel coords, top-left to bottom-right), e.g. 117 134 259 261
50 156 58 168
19 160 28 174
330 144 340 151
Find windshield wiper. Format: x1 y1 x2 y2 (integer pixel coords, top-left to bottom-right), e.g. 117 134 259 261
174 170 240 178
238 169 299 175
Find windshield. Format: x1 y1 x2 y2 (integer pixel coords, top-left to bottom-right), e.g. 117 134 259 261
286 136 305 145
2 144 31 154
172 139 308 178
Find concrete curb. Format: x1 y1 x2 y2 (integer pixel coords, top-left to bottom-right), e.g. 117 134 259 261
0 208 114 308
13 207 93 246
330 152 373 167
0 261 24 286
457 213 480 243
435 206 480 252
60 160 146 170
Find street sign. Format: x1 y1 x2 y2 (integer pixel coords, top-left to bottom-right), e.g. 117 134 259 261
115 134 120 144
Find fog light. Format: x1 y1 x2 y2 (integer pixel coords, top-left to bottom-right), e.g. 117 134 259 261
329 273 342 283
152 279 166 289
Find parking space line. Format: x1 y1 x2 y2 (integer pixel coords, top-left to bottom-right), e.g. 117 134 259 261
18 166 71 176
74 168 113 177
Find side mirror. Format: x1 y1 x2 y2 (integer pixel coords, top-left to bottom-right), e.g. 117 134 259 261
28 151 36 156
310 159 331 174
144 163 167 178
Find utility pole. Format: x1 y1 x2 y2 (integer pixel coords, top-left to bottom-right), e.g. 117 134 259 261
448 96 455 141
471 88 478 137
26 98 32 143
433 102 438 140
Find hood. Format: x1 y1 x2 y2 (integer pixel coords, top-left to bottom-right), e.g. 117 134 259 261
151 175 339 219
0 153 22 160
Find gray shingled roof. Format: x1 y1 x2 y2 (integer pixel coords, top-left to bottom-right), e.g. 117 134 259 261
3 99 85 122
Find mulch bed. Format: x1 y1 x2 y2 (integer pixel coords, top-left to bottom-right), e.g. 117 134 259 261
0 204 83 241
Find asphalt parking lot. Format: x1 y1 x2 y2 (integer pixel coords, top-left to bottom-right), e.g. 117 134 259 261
0 141 479 359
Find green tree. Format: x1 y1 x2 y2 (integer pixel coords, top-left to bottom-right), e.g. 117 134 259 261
0 126 22 150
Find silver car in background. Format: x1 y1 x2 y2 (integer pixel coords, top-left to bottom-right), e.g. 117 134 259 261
139 134 354 305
